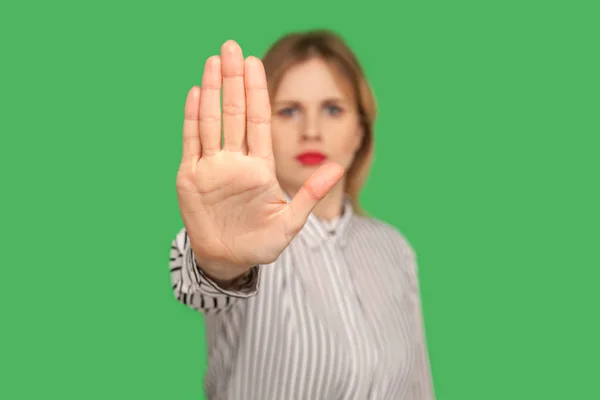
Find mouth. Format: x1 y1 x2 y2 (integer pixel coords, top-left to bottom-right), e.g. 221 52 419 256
295 152 327 166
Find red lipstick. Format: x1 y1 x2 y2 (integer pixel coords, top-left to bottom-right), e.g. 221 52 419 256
296 151 327 166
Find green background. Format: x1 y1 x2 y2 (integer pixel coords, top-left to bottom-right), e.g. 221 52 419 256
1 0 598 399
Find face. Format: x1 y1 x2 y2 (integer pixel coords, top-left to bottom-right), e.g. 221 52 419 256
271 57 363 197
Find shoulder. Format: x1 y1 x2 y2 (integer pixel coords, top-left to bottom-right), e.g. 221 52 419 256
349 215 417 264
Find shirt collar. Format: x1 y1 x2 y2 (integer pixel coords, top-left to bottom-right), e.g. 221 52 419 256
283 191 354 248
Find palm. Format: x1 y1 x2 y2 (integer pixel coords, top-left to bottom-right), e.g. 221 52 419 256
176 41 343 276
178 150 291 266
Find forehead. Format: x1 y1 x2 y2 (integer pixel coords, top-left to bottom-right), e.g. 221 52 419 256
274 57 353 102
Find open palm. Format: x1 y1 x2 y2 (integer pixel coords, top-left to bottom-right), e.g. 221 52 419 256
176 40 343 281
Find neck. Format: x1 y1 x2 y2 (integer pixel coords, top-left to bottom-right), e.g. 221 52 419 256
284 179 346 222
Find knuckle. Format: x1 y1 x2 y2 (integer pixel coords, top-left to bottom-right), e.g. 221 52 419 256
302 184 320 200
201 84 220 92
223 71 244 79
222 103 246 117
247 115 271 125
199 114 221 123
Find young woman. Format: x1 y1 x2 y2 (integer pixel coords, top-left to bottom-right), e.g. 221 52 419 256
170 30 435 400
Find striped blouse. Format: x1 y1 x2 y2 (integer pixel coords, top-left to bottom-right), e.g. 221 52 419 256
169 195 435 399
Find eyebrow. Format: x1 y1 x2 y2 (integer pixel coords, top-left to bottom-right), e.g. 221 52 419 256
274 97 349 106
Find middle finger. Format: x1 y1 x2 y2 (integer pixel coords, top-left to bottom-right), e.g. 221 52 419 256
221 40 247 153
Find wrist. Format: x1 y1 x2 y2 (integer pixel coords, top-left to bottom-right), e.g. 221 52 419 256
197 262 259 293
191 253 253 289
200 267 245 289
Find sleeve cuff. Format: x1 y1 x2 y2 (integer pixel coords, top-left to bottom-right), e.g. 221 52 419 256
190 250 261 299
195 261 261 299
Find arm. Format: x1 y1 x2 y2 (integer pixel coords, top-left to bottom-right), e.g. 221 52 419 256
169 227 261 314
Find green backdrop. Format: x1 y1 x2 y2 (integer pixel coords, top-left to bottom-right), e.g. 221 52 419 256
1 0 598 399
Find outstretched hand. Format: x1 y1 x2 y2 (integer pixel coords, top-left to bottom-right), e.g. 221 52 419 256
176 40 344 282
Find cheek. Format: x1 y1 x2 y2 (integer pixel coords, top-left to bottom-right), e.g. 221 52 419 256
338 124 362 154
270 125 293 160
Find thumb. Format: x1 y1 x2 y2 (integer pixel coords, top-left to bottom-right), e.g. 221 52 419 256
288 162 345 230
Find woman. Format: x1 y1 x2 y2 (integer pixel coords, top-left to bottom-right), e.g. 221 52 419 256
170 30 435 399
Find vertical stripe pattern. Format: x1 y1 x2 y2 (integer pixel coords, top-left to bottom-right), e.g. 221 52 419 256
169 197 435 399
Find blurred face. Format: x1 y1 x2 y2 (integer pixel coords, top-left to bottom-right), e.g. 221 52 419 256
271 57 363 196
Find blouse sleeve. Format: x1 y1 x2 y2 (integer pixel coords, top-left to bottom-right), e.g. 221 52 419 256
169 227 261 314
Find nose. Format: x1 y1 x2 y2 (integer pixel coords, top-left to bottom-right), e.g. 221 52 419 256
300 112 322 141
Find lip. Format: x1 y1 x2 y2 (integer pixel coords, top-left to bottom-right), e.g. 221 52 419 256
295 151 327 166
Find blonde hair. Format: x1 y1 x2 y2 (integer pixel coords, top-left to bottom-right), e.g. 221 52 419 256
261 29 377 216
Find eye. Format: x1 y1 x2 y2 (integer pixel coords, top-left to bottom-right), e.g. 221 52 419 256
325 104 343 116
277 107 297 117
